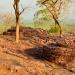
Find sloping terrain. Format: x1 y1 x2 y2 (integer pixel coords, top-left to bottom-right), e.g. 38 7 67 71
0 27 75 75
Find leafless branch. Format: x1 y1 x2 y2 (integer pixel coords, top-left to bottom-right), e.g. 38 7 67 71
19 5 30 15
42 0 49 4
51 0 59 4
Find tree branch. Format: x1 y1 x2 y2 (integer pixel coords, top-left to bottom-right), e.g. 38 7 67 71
13 2 16 10
42 0 49 4
19 5 29 15
51 0 59 4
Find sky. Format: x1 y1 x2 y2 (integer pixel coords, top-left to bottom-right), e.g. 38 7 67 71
0 0 75 24
0 0 38 22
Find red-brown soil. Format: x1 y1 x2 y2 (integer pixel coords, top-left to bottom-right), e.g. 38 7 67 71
0 27 75 75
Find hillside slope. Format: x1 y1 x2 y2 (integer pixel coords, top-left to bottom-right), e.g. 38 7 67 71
0 27 75 75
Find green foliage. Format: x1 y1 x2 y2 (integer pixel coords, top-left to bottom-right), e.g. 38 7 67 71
48 26 59 33
35 9 49 16
0 24 11 33
33 19 53 30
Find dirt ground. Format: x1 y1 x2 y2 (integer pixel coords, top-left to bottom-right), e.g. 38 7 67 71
0 27 75 75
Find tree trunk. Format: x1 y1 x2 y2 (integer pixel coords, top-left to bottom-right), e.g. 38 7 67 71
13 0 25 43
15 0 20 43
16 20 19 43
53 16 62 37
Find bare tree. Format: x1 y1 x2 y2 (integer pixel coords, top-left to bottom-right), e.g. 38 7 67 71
37 0 69 37
13 0 27 43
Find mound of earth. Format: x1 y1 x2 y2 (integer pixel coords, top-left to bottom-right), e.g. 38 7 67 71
0 27 75 75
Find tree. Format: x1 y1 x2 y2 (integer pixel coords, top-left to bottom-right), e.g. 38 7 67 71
13 0 27 43
36 0 69 37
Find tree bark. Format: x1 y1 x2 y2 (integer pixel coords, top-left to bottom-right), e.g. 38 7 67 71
53 16 62 37
13 0 26 43
14 0 20 43
16 19 19 43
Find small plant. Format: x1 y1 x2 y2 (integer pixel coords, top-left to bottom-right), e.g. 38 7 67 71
48 26 59 34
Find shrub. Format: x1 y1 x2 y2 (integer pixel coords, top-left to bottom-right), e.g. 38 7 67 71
48 26 59 33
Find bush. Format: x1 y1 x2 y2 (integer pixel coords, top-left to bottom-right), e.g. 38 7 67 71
48 26 59 33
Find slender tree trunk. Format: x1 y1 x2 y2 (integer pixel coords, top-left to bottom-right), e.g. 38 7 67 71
55 19 62 37
16 19 19 43
13 0 26 43
53 16 62 37
55 21 57 29
15 0 20 43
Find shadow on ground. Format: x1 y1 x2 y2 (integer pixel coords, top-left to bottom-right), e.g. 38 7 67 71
22 46 44 60
17 43 75 67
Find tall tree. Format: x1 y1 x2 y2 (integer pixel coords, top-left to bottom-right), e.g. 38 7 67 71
13 0 27 43
36 0 69 37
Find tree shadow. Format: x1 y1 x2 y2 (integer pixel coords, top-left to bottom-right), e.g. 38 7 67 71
18 43 75 67
22 46 44 60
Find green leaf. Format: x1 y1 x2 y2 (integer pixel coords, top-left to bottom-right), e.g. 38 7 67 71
35 9 49 17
